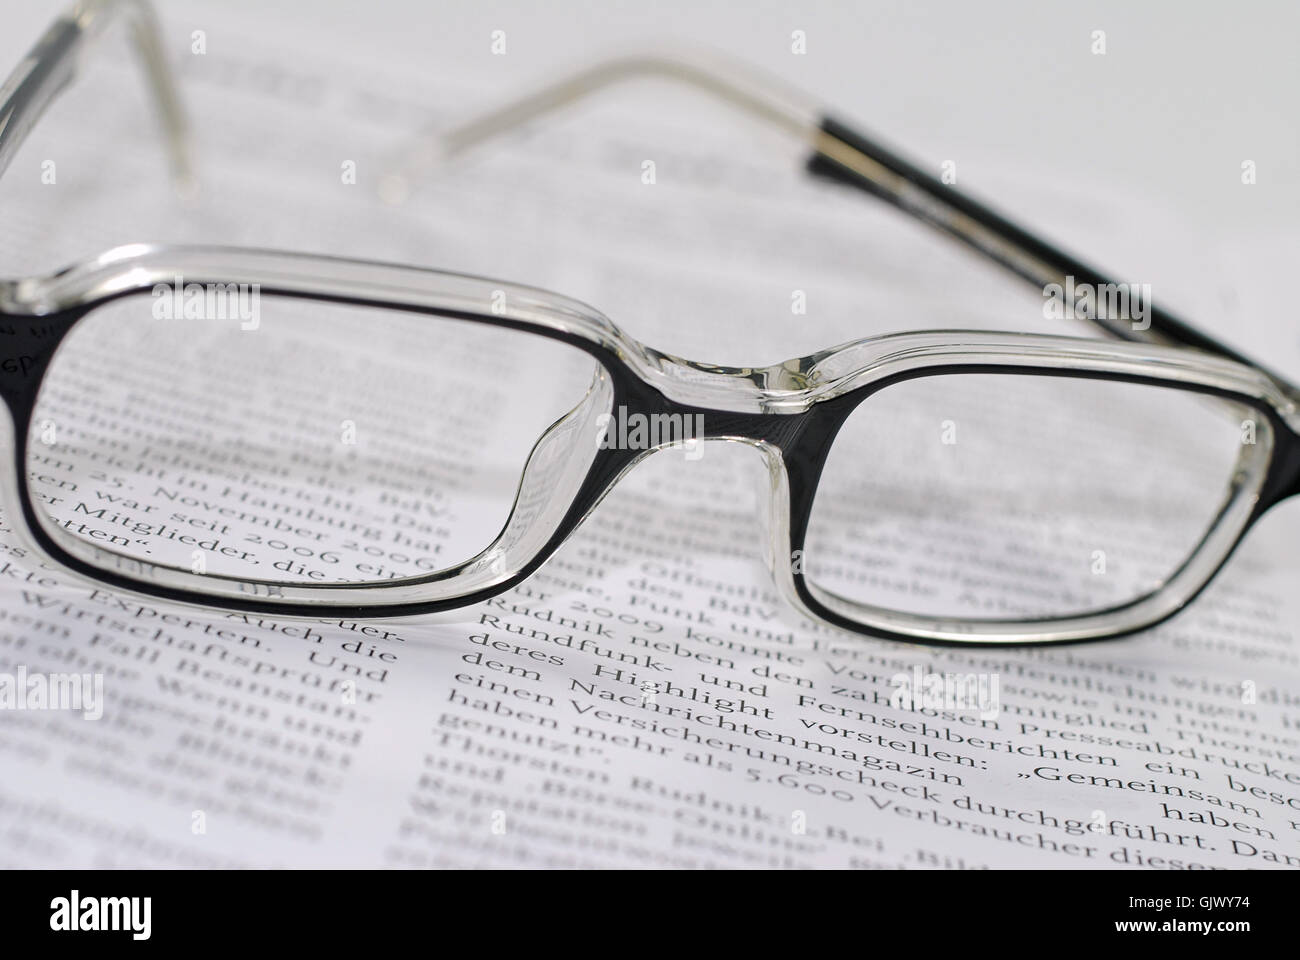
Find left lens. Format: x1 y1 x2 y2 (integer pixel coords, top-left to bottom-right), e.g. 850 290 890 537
27 291 601 583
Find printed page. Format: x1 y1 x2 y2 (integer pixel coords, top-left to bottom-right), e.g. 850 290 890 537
0 6 1297 869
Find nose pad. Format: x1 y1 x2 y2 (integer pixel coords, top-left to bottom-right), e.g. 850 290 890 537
749 441 793 588
465 369 615 587
0 405 36 554
746 441 825 627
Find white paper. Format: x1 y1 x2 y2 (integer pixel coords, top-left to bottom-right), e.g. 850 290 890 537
0 5 1297 870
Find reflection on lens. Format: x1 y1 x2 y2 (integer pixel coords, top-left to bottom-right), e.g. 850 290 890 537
805 373 1257 620
28 294 601 583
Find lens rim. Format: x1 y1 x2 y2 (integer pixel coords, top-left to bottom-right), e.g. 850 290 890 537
786 364 1283 645
7 274 626 616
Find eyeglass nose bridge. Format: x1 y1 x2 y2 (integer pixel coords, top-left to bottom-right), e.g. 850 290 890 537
515 365 848 616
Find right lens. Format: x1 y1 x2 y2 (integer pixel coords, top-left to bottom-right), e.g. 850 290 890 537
804 372 1265 622
27 292 603 583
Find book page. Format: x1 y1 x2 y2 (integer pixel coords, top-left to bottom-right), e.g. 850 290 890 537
0 4 1297 870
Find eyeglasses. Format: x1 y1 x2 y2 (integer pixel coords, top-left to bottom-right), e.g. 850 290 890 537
2 0 1298 646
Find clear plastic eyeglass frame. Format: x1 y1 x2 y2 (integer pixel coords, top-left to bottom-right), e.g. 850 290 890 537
1 0 1298 646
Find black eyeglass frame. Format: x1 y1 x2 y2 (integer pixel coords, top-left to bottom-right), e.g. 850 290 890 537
0 0 1296 647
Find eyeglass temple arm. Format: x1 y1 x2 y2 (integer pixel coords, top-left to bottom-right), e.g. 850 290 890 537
807 117 1290 378
387 52 1296 396
378 52 819 202
0 0 188 186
